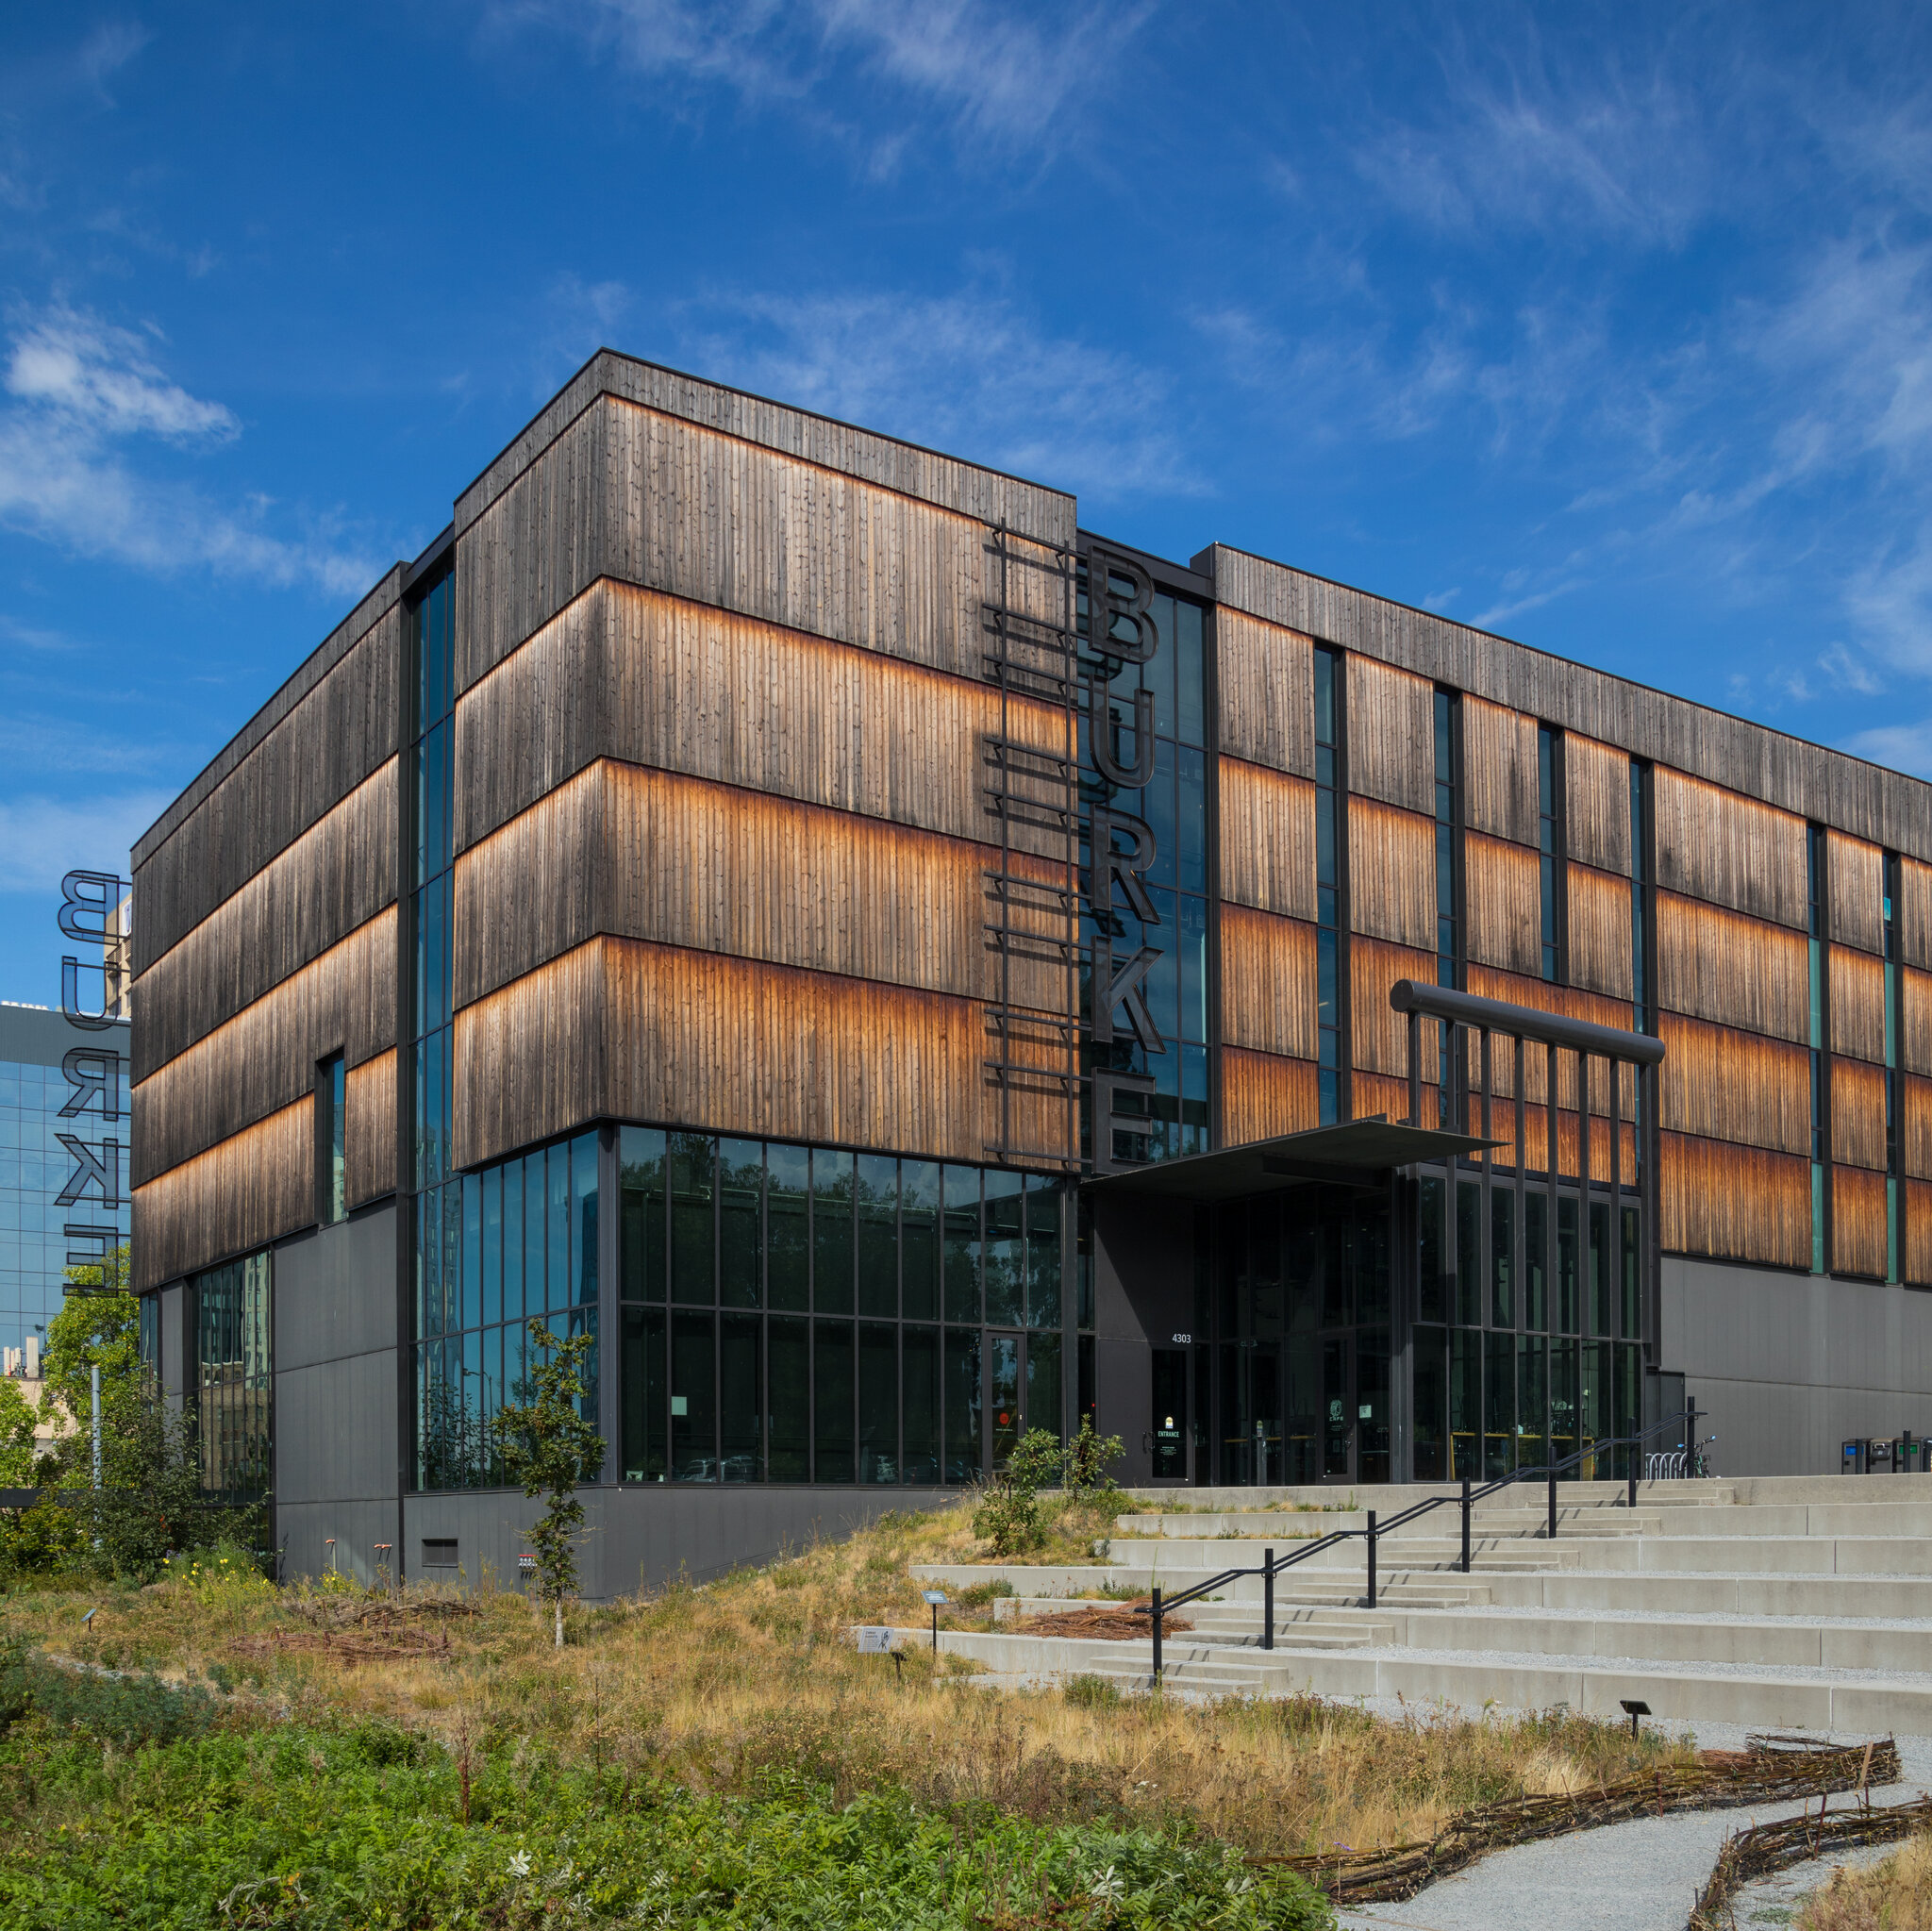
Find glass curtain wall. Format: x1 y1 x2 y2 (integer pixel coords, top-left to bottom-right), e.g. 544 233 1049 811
193 1251 272 1502
617 1127 1070 1483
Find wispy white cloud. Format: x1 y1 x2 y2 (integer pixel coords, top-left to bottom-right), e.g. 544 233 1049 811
0 303 375 597
1841 716 1932 778
0 790 172 895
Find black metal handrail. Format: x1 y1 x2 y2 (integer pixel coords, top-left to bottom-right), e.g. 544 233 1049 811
1131 1406 1705 1677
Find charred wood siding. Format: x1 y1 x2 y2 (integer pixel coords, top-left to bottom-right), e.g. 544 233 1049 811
1907 1074 1932 1181
131 1100 310 1293
1348 799 1435 950
1912 1179 1932 1286
453 760 1060 1014
1564 734 1633 876
1831 1056 1888 1171
452 937 985 1172
1833 1165 1889 1278
1828 829 1885 956
1464 833 1542 979
1352 939 1436 1077
1345 655 1434 814
1905 968 1932 1076
1354 1070 1436 1131
1485 1105 1637 1185
1904 858 1932 972
1198 545 1932 863
1463 965 1635 1115
133 605 401 975
1661 1133 1812 1270
345 1049 396 1208
1217 757 1316 920
1463 696 1539 845
1214 608 1314 778
131 907 397 1187
133 759 398 1083
1831 945 1887 1064
452 581 1068 860
1658 1013 1810 1157
1219 907 1318 1060
1656 892 1809 1043
455 397 991 691
1652 769 1807 930
1567 863 1635 999
1223 1047 1319 1147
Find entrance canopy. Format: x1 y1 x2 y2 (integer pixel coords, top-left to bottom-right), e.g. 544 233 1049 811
1087 1117 1500 1201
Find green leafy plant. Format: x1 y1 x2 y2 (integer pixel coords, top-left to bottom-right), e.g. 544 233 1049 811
497 1319 606 1648
973 1426 1065 1556
1062 1415 1125 1501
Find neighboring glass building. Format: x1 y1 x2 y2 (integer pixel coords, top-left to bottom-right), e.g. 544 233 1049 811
0 1001 130 1368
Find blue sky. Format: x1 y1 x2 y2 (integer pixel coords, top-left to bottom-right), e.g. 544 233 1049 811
2 3 1931 1002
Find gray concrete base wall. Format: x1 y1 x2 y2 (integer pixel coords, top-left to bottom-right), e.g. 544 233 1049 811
1663 1256 1932 1475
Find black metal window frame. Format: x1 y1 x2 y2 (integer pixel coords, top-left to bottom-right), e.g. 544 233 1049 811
1537 724 1567 985
1313 644 1349 1124
315 1050 346 1227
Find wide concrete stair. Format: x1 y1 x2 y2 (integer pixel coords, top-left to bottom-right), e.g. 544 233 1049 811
904 1474 1932 1730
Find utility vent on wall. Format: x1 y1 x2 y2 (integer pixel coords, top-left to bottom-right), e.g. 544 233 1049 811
422 1539 458 1570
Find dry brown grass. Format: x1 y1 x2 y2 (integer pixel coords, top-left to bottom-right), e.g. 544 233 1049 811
1802 1832 1932 1930
0 1495 1697 1859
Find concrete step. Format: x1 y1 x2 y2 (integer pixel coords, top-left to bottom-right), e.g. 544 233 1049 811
1115 1507 1665 1539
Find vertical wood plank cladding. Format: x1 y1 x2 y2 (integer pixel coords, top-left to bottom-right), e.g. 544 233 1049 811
1830 944 1886 1064
453 581 1070 857
1831 1056 1888 1171
1352 939 1437 1077
1567 863 1635 999
1904 1074 1932 1182
1463 966 1636 1116
1905 967 1932 1076
453 760 1061 1014
131 1101 310 1292
457 397 987 691
130 907 398 1186
1653 768 1807 929
345 1049 396 1208
134 605 402 974
1354 1070 1435 1130
1833 1165 1889 1278
1910 1179 1932 1287
453 937 985 1172
1828 830 1885 956
1217 758 1316 920
1464 832 1542 978
1345 655 1435 815
1564 734 1633 877
132 759 398 1083
1656 892 1809 1043
1463 697 1540 846
1215 608 1314 777
1348 799 1435 949
1219 907 1318 1060
1903 858 1932 971
1658 1013 1810 1157
1661 1132 1811 1269
1490 1104 1636 1182
1223 1048 1319 1146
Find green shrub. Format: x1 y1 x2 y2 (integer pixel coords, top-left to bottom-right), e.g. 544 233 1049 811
10 1654 220 1750
1063 1674 1124 1710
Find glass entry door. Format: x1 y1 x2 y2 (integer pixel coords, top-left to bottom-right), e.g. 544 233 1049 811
1151 1348 1188 1479
986 1331 1062 1468
1323 1335 1356 1480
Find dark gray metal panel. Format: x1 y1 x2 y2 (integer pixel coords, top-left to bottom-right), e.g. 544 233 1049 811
1661 1256 1932 1475
274 1354 397 1507
275 1499 403 1591
1091 1190 1196 1486
271 1203 402 1373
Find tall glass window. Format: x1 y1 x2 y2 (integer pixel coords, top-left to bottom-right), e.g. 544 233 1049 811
1886 851 1902 1283
1807 824 1829 1274
194 1251 272 1503
1434 691 1460 990
1314 646 1345 1123
1537 724 1563 983
1629 762 1653 1031
316 1053 346 1226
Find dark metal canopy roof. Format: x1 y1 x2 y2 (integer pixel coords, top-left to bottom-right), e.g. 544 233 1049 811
1086 1117 1501 1202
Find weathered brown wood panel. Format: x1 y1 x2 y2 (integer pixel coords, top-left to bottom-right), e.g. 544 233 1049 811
1653 768 1807 930
134 604 401 975
457 397 992 691
1223 1047 1320 1146
1220 907 1318 1060
453 581 1070 859
1567 863 1635 1000
1352 938 1436 1077
1348 799 1435 950
1830 944 1886 1064
452 760 1063 1015
1216 609 1314 778
1831 1056 1887 1171
345 1048 396 1208
1465 832 1542 977
1565 734 1633 877
1345 655 1435 815
131 1100 310 1292
131 907 397 1186
1903 859 1932 972
1463 696 1539 846
1353 1069 1435 1130
1217 757 1316 921
1463 965 1637 1116
1828 829 1885 956
1833 1164 1889 1278
1909 1178 1932 1287
1661 1133 1811 1269
453 937 988 1172
1904 1074 1932 1182
1905 967 1932 1076
1488 1102 1637 1182
133 759 398 1083
1657 1013 1809 1157
1656 892 1809 1043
